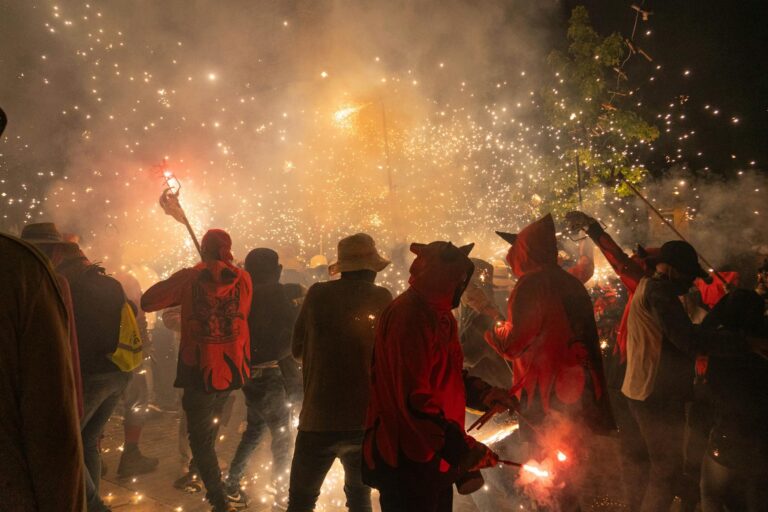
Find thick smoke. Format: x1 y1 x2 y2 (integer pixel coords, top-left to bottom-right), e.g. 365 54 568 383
0 0 560 278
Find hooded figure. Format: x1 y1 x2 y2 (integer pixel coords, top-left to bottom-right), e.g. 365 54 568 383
142 229 252 392
487 214 614 432
141 229 251 512
363 241 515 512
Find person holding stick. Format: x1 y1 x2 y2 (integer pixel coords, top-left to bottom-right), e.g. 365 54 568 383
141 229 252 512
620 240 768 512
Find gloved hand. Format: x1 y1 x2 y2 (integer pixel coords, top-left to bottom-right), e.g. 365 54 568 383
565 211 597 234
481 387 519 414
459 441 499 472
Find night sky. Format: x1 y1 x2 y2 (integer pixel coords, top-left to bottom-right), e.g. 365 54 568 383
564 0 768 176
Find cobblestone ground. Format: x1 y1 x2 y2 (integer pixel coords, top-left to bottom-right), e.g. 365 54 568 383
97 394 632 512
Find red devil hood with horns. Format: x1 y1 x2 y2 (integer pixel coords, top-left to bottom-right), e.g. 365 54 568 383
364 241 480 470
489 215 614 431
141 230 252 392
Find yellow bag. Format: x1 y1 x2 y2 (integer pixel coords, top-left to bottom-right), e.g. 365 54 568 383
111 302 144 372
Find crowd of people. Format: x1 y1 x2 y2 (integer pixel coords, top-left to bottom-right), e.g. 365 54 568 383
2 207 768 512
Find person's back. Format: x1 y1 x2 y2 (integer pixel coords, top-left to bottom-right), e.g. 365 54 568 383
250 280 295 365
141 229 252 512
287 233 392 512
295 274 392 431
489 214 613 431
0 234 86 512
62 260 125 375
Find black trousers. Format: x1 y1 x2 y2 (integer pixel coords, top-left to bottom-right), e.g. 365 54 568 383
287 430 371 512
626 396 686 512
182 387 231 507
363 446 455 512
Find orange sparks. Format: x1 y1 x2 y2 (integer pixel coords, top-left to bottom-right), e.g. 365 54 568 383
522 464 550 479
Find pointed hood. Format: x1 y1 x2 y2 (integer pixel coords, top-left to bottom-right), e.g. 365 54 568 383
408 241 474 310
501 214 558 277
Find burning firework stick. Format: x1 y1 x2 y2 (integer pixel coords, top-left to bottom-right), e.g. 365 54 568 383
617 172 729 286
159 178 202 258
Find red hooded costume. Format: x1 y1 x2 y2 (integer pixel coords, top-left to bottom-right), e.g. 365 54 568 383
488 215 613 431
364 241 493 473
141 229 252 392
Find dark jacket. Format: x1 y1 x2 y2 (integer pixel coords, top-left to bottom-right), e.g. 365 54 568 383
250 282 296 366
0 235 86 512
701 290 768 470
60 260 125 375
292 273 392 431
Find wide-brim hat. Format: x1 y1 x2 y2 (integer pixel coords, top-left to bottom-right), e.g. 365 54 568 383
20 222 76 246
328 233 390 276
658 240 710 281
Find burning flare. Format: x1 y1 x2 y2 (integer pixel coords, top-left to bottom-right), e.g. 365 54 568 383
522 464 551 479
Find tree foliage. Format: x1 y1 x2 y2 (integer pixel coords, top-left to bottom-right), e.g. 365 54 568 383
541 5 659 207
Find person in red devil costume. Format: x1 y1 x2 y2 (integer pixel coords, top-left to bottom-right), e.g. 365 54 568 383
363 241 517 512
142 229 252 512
485 214 614 510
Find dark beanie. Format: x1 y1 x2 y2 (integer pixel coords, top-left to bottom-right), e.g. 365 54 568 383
245 248 280 283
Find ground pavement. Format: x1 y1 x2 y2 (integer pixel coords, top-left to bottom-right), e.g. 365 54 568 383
98 394 637 512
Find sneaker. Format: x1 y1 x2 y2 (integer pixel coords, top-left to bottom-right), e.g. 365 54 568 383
226 487 249 509
211 503 237 512
173 472 203 493
117 445 159 477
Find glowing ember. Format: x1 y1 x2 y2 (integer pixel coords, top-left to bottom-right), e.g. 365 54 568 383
522 464 550 479
333 105 363 124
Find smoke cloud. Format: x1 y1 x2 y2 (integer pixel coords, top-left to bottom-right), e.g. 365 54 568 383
0 0 560 278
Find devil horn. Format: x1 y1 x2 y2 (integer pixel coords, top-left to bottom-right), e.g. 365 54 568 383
410 243 426 255
458 243 474 256
495 231 518 245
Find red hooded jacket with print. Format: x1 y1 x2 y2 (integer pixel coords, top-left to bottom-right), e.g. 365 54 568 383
142 233 252 392
364 242 491 471
487 215 613 431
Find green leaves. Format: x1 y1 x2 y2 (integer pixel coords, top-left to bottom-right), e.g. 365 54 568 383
537 5 659 209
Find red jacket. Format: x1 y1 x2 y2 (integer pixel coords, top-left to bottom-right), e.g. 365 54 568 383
488 215 613 431
142 260 252 392
696 271 739 310
364 242 485 470
585 223 657 363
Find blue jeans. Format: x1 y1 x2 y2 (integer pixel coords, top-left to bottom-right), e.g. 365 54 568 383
81 371 131 511
228 368 292 485
287 430 371 512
